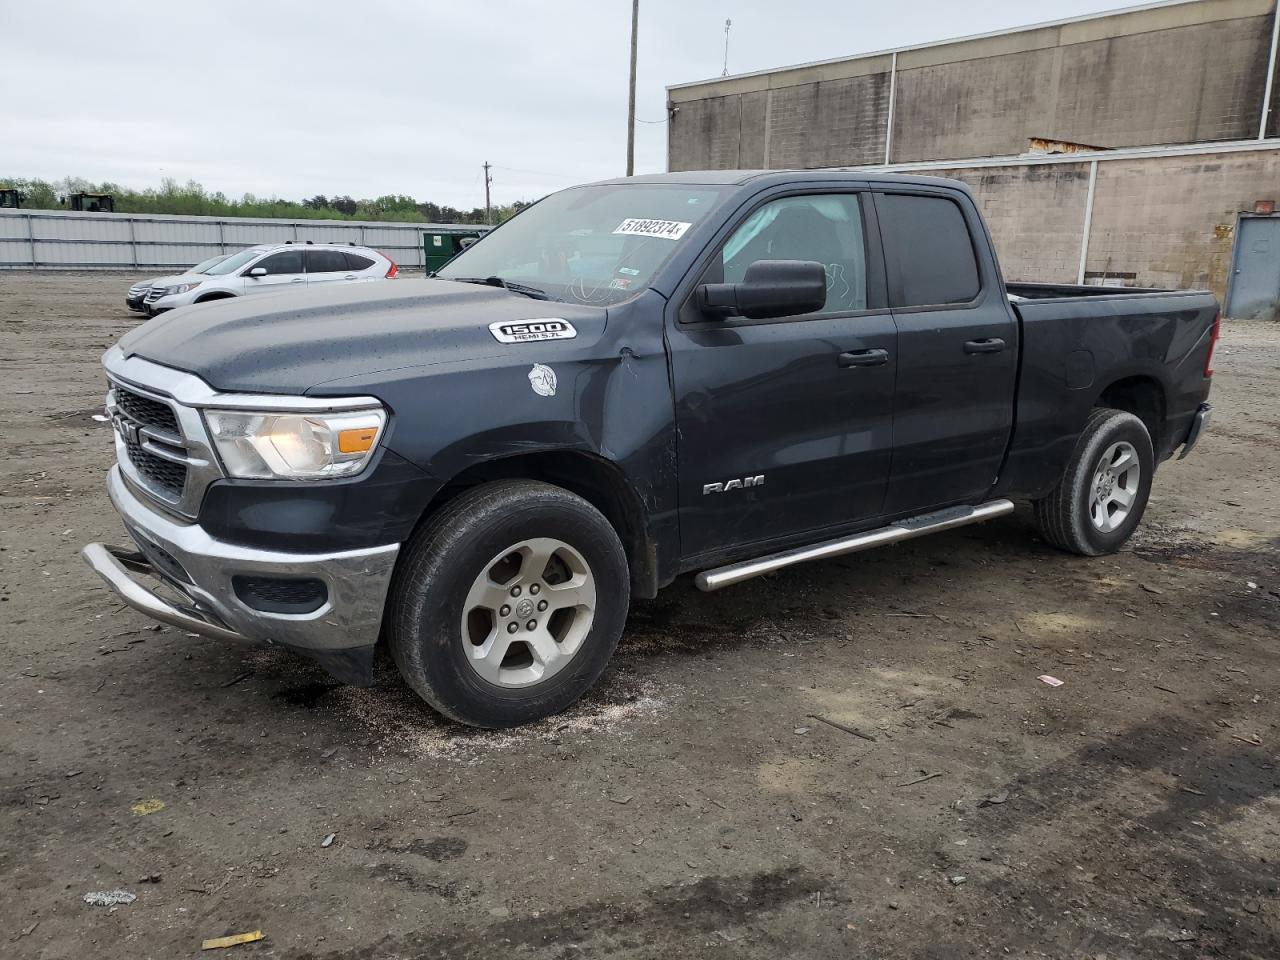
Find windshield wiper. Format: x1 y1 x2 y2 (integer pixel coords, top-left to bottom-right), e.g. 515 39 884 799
450 276 550 300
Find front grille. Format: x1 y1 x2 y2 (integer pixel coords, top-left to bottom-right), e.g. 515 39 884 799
112 384 188 503
127 285 148 297
123 435 187 499
114 386 179 435
145 287 165 304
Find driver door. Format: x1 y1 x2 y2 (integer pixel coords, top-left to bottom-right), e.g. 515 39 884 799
668 189 897 560
243 249 305 294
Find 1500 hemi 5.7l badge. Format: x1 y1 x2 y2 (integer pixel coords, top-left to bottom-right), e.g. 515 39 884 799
489 319 578 343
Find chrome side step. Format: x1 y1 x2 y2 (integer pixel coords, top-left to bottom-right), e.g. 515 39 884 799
694 499 1016 592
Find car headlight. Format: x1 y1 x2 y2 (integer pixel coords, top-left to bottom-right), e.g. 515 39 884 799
162 281 202 296
203 407 386 479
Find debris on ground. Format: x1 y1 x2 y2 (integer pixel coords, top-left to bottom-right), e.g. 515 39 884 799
979 790 1010 807
948 875 967 886
808 714 877 742
321 832 337 848
130 799 165 815
898 772 944 787
83 890 136 906
201 930 265 950
1037 675 1064 687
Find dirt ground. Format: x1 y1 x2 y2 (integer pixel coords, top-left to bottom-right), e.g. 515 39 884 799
1 271 1277 960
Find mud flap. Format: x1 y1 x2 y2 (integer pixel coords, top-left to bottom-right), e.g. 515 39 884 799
288 644 377 686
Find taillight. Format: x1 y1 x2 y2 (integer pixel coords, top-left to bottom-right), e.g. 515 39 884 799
385 260 398 279
1204 312 1221 377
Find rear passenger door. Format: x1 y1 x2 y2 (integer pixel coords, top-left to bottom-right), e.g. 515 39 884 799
305 248 357 287
874 190 1017 515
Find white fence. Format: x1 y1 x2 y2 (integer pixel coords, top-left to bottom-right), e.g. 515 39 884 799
0 209 488 271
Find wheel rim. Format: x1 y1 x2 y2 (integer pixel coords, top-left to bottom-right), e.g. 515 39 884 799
1088 440 1141 533
459 537 596 688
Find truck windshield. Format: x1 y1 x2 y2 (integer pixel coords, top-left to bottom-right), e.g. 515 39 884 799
438 183 728 305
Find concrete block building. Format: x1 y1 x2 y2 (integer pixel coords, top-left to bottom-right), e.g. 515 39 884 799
666 0 1280 317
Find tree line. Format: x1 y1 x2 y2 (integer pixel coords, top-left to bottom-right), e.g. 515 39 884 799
1 176 533 224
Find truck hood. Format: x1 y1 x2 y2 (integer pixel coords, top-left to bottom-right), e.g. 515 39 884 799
115 278 608 394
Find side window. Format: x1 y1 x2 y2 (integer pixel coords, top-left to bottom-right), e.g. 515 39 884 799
721 194 867 314
344 252 374 270
305 249 349 273
253 250 303 275
878 194 980 306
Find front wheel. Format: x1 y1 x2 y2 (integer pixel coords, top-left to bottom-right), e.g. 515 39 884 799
1033 407 1154 556
388 480 630 727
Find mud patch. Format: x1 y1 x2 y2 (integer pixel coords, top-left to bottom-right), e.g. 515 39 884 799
368 836 468 862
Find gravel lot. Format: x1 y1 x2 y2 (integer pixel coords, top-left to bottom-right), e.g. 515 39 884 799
2 271 1278 959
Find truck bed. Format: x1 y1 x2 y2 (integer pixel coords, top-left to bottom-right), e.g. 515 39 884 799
996 282 1218 501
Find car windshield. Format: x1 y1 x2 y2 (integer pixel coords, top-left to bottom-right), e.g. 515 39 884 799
205 248 266 275
190 255 227 274
438 183 729 305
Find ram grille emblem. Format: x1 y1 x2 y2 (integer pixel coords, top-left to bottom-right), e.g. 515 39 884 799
703 475 764 495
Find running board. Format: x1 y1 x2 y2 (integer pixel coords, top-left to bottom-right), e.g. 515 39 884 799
694 499 1016 592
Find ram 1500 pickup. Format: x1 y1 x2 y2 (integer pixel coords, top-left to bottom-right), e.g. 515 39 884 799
83 171 1218 727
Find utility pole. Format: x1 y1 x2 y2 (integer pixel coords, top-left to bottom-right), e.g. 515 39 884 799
722 18 732 77
626 0 639 176
483 161 493 225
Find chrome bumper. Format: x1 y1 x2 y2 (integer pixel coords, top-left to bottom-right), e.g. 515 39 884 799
82 465 399 654
1178 402 1211 460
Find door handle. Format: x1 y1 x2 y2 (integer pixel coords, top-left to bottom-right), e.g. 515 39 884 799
964 338 1005 354
838 348 889 368
291 278 305 283
343 275 357 280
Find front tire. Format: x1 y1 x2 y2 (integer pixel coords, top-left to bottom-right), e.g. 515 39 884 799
388 480 630 727
1033 407 1154 556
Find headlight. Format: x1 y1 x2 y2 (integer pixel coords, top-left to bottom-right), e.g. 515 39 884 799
162 281 202 296
204 407 386 479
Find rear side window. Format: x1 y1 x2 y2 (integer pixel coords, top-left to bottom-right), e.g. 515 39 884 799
878 193 980 306
306 249 349 273
344 252 374 270
254 250 303 275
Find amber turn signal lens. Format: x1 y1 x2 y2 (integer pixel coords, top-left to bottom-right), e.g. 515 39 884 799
337 427 378 454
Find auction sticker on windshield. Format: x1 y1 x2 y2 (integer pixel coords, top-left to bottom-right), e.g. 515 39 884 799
613 218 692 240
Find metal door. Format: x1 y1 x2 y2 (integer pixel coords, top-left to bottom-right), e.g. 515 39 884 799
1227 217 1280 321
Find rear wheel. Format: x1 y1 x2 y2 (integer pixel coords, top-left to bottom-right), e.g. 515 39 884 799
388 480 629 727
1033 407 1154 556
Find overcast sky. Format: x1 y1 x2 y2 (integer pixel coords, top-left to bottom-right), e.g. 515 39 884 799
4 0 1135 210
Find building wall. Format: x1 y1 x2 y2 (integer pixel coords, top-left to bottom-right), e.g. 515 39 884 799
667 0 1279 169
923 148 1279 299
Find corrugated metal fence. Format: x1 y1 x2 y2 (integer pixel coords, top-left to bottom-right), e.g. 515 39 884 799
0 209 488 271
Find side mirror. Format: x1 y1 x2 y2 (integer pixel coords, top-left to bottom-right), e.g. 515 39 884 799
247 267 267 278
698 259 826 320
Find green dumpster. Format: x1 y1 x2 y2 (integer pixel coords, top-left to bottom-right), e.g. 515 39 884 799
423 229 484 273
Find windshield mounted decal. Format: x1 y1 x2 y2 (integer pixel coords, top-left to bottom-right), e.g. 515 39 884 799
613 218 692 240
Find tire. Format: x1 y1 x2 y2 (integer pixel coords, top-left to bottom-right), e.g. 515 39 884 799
388 480 630 727
1033 407 1154 556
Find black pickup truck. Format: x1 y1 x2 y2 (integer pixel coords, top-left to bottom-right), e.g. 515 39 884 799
83 171 1218 727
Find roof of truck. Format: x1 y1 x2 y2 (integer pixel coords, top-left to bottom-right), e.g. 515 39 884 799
589 169 971 192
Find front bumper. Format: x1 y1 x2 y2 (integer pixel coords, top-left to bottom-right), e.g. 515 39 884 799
82 466 399 682
1178 402 1212 460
